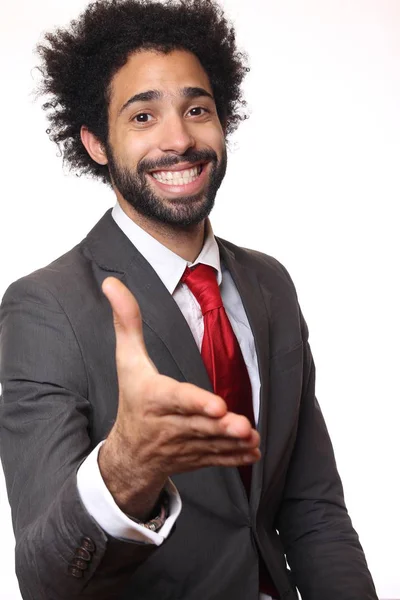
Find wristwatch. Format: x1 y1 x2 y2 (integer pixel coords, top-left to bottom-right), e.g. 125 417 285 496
127 491 169 532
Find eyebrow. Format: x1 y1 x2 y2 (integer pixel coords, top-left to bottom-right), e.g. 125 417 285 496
119 86 214 115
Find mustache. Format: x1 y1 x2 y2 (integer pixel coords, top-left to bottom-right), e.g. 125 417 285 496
137 149 218 175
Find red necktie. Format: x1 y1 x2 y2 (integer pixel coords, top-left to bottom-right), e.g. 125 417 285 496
181 264 255 497
182 264 280 599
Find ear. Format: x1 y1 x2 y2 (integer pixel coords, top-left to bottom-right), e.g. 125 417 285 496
80 126 108 165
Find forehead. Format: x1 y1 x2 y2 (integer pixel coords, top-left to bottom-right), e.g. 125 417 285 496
109 49 213 112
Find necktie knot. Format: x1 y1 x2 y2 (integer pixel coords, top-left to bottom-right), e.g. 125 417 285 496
182 264 223 314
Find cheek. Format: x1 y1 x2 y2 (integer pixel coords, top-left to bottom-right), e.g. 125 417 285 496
113 133 150 170
127 125 174 161
214 135 227 164
198 125 225 157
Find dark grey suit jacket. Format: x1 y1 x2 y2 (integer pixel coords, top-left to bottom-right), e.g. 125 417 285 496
0 210 377 600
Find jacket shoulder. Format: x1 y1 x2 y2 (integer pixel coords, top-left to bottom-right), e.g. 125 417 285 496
1 241 93 311
217 236 297 294
1 209 117 307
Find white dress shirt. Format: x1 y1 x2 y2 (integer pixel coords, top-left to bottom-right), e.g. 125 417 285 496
77 203 272 600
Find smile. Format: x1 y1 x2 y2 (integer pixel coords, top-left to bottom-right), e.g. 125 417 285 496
151 164 203 186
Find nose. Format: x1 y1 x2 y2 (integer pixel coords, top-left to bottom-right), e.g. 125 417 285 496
158 113 195 155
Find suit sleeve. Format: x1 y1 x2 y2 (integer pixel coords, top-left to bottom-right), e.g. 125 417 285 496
275 308 378 600
0 278 157 600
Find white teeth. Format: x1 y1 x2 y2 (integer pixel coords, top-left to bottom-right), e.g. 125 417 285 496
151 165 202 185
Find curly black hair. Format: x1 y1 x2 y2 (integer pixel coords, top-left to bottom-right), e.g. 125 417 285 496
36 0 249 184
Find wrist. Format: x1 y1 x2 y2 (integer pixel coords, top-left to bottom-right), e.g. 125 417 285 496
98 435 166 520
127 490 169 532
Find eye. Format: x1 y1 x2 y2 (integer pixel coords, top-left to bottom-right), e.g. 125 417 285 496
188 107 210 117
133 113 154 123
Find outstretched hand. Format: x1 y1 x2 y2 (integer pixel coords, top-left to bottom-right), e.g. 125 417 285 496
99 277 260 518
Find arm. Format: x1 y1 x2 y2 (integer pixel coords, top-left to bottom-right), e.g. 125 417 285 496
0 276 260 600
276 311 378 600
0 279 158 600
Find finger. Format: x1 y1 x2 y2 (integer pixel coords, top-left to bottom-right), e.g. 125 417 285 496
173 447 262 472
203 447 261 467
171 435 259 456
102 276 157 372
102 276 144 345
151 378 228 418
164 412 260 444
221 413 256 439
150 379 258 438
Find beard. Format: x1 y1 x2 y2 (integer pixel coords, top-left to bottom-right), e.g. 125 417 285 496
106 144 227 228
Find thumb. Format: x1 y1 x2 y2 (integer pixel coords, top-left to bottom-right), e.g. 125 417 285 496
102 276 155 371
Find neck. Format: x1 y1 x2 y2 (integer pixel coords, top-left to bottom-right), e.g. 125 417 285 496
118 198 206 263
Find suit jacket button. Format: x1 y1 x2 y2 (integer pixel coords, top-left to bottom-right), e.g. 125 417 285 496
68 566 84 578
81 536 96 553
71 558 89 571
75 547 91 561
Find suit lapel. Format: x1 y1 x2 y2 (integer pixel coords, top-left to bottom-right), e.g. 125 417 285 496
84 210 211 392
123 265 211 391
217 239 271 511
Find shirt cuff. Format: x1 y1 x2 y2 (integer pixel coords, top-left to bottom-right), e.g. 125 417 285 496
76 441 182 545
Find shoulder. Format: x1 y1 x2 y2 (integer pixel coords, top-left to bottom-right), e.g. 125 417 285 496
1 241 94 314
216 236 298 295
1 209 117 310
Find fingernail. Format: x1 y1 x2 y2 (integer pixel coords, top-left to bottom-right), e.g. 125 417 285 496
238 439 251 448
243 454 255 463
226 426 239 437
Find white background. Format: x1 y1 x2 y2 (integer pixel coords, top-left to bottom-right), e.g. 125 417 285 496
0 1 399 598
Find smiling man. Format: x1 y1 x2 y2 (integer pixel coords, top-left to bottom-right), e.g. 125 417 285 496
0 1 378 600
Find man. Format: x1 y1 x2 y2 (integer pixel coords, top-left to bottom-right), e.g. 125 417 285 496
0 1 377 599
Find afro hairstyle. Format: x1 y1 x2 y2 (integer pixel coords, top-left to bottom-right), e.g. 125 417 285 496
36 0 249 185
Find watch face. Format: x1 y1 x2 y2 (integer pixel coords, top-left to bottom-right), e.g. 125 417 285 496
130 490 169 532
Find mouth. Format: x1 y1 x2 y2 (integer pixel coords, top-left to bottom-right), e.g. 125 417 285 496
146 162 209 196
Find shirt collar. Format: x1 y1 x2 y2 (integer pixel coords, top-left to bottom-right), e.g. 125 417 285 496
111 202 222 294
